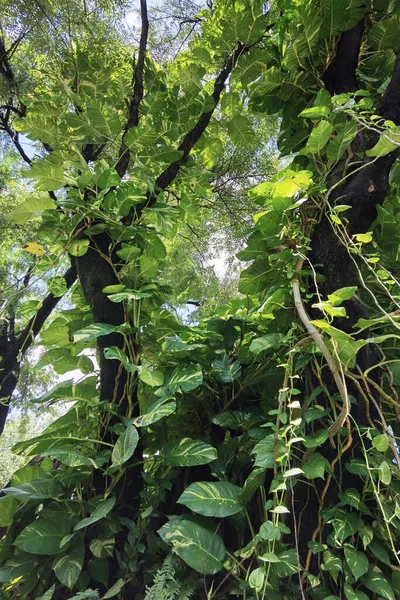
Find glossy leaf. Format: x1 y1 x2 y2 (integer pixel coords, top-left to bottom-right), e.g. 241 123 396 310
15 519 72 555
111 424 139 467
158 517 225 574
53 539 85 588
134 397 176 427
177 481 243 517
163 438 217 466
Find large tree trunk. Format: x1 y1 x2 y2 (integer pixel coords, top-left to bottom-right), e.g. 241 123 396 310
293 24 400 572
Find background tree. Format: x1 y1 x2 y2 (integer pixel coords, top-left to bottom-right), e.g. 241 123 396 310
1 1 400 600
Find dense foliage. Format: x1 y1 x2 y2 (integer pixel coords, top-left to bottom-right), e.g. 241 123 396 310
1 0 400 598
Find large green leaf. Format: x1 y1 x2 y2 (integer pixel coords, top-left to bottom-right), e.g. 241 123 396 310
368 15 400 53
304 121 333 154
5 196 56 224
3 477 64 501
177 481 243 517
15 519 72 555
40 448 97 467
343 544 369 581
28 162 74 191
163 438 217 466
362 572 395 600
134 397 176 427
156 363 203 396
73 323 117 342
226 115 255 148
239 259 273 295
322 0 364 38
211 354 242 383
249 333 287 354
158 517 225 574
66 101 122 142
111 424 139 468
366 126 400 158
53 539 85 588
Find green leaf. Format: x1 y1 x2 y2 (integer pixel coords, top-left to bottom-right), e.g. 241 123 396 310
372 433 389 452
304 121 334 154
134 397 176 427
343 544 369 581
177 481 243 517
36 584 56 600
157 363 203 395
249 333 287 354
68 239 90 257
40 448 96 467
327 286 358 306
303 452 326 480
239 258 272 295
259 521 280 541
102 285 126 294
326 120 357 162
103 579 125 598
138 365 164 387
253 434 287 469
283 468 304 478
3 477 64 501
5 196 56 224
28 162 74 191
53 539 84 588
211 354 242 382
15 519 72 555
104 346 138 373
366 126 400 158
378 460 392 485
66 101 121 142
158 517 225 574
355 233 373 243
344 582 369 600
248 567 265 592
0 497 18 527
368 16 400 54
90 533 114 558
299 106 331 119
111 424 139 468
163 438 217 466
96 168 121 189
362 571 395 600
368 539 391 566
226 115 255 148
322 0 364 38
74 497 116 531
328 510 358 544
73 323 117 342
88 558 109 586
0 553 37 582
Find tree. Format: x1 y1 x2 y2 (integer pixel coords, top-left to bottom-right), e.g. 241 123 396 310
1 1 400 599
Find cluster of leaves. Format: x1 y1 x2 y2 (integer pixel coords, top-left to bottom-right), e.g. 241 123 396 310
1 0 400 599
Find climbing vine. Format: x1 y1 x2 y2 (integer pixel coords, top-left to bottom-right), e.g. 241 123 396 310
1 0 400 599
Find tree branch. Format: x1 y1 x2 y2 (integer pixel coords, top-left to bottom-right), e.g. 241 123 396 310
152 42 248 196
116 0 149 177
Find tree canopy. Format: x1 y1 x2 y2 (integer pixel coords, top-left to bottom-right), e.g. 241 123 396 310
1 0 400 599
